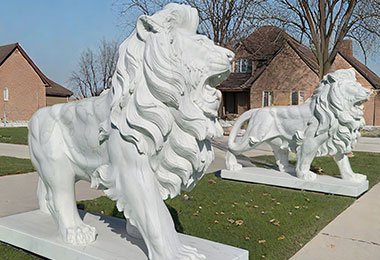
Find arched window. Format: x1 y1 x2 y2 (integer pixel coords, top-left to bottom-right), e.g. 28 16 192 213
3 87 9 101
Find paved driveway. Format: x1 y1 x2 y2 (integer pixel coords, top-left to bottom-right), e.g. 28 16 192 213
0 143 30 159
0 172 104 217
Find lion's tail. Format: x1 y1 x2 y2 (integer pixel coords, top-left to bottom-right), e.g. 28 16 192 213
227 109 256 154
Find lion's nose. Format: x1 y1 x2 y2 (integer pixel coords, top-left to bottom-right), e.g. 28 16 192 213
226 50 235 63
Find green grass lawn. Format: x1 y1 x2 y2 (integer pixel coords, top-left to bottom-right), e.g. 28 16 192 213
361 128 380 137
0 127 28 145
0 242 40 260
0 156 35 176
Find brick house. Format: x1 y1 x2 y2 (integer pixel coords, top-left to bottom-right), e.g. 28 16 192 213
218 26 380 126
0 43 72 124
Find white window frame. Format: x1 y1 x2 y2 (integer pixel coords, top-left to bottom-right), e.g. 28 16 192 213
290 91 305 105
262 91 273 107
235 59 252 73
3 87 9 101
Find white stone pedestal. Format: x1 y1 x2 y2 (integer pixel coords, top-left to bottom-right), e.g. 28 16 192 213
0 210 248 260
221 167 368 197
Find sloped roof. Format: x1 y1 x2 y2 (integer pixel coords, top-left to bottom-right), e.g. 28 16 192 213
218 73 252 91
339 52 380 89
0 43 73 97
240 26 287 61
0 43 18 66
220 26 380 91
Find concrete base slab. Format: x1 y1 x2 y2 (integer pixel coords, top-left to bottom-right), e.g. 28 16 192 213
0 210 248 260
221 167 368 197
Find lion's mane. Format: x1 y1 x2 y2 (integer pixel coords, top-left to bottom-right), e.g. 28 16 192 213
99 4 217 201
312 70 365 156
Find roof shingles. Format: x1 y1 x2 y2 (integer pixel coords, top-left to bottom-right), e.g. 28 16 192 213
220 26 380 91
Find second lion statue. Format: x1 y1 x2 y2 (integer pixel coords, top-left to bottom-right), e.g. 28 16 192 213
226 69 371 182
29 4 234 260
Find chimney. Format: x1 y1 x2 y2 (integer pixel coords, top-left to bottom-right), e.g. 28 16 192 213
340 39 353 57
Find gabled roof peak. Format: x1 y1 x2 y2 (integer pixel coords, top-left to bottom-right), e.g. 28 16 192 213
0 43 73 97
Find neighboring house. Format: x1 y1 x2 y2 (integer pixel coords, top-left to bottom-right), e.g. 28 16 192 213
0 43 72 123
218 26 380 126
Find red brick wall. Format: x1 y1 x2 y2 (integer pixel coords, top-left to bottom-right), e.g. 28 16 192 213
374 94 380 126
0 49 46 122
46 96 69 106
250 44 319 108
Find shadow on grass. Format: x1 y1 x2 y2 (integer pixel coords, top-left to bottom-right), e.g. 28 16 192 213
77 201 184 234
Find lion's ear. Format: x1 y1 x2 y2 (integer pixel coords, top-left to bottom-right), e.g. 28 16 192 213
346 68 356 80
136 15 160 41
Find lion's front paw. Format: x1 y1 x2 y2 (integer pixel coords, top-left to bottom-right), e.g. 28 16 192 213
297 171 317 181
177 244 206 260
346 173 367 183
63 224 97 246
150 242 205 260
229 162 243 171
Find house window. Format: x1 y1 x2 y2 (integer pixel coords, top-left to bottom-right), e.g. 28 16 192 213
291 91 305 105
262 91 273 107
3 87 9 101
235 59 252 73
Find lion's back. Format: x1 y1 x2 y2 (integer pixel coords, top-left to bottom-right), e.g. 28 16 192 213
29 94 111 164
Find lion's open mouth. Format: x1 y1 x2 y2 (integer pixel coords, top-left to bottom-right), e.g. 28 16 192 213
195 70 230 117
354 100 366 111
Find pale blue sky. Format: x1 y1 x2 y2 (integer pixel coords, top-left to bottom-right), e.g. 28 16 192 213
0 0 127 88
1 1 379 91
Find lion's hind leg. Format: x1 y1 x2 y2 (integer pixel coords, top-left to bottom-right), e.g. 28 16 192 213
35 154 97 245
225 150 242 171
271 144 294 174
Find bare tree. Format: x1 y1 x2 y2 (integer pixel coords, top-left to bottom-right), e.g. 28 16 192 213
262 0 380 78
186 0 266 46
116 0 266 46
70 39 118 98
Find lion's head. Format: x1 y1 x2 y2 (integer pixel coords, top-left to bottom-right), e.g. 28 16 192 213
106 4 234 199
312 68 372 156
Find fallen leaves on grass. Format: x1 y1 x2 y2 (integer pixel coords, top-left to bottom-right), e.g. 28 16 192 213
269 219 280 226
183 194 193 201
208 179 217 184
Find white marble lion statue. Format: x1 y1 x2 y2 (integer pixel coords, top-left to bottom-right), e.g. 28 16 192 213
226 69 372 182
29 4 233 259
